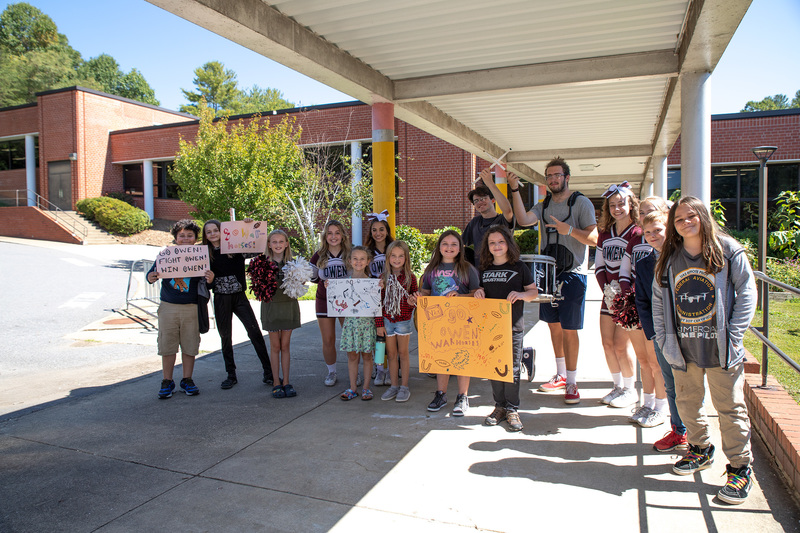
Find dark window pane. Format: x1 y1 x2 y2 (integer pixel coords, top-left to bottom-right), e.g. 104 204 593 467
711 166 737 199
739 167 759 199
718 200 736 228
667 168 681 198
123 164 143 196
0 141 9 171
767 163 799 198
740 201 758 230
9 140 25 170
164 162 180 199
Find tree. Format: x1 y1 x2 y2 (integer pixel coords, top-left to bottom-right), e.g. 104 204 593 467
116 68 159 105
170 104 372 255
180 61 240 116
79 55 160 106
0 2 58 54
741 93 795 112
232 85 294 114
0 48 86 106
793 90 800 108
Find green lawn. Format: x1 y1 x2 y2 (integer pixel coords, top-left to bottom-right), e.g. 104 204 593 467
743 298 800 403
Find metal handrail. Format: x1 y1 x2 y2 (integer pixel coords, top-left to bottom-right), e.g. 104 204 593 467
0 189 89 241
749 269 800 387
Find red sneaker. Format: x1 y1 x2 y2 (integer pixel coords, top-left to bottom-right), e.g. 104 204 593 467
653 428 688 453
539 374 566 393
564 383 580 404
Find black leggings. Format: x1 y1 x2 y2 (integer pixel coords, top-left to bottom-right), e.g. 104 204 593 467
213 292 270 377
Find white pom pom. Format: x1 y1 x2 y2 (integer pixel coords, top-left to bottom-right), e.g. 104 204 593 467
281 257 313 299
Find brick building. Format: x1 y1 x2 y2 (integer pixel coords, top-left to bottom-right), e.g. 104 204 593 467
2 86 798 237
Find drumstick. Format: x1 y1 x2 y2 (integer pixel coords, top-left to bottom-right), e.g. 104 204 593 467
485 149 511 170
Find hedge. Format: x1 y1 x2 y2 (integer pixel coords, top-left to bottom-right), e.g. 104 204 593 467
89 197 152 235
76 197 107 220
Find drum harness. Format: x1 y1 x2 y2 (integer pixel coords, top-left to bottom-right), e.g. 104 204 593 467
540 190 584 301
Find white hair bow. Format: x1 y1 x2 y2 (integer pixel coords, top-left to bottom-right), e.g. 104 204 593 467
367 210 389 222
602 182 633 199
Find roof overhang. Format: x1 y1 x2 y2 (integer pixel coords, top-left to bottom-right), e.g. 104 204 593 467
146 0 751 192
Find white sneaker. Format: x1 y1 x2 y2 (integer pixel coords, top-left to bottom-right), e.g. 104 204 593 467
628 405 650 424
600 386 623 405
639 409 666 428
609 387 638 408
324 371 337 387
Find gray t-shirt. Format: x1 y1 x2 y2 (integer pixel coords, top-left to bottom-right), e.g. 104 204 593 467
530 194 596 275
671 250 720 368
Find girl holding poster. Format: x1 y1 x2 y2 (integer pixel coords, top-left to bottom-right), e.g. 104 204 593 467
365 211 394 386
336 246 377 401
261 229 302 398
376 241 418 403
202 219 273 390
420 230 480 416
474 225 538 432
311 220 352 387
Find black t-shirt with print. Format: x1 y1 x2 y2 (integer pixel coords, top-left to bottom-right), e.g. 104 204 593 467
480 261 534 329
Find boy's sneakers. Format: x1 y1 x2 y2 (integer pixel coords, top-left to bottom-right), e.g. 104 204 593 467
220 375 237 389
427 391 447 411
600 386 623 405
158 379 175 399
564 383 580 404
673 443 714 475
324 371 337 387
485 406 507 426
180 377 199 396
718 464 753 505
609 387 638 408
539 374 566 393
395 386 411 402
654 427 689 452
452 394 469 417
628 405 650 425
381 386 400 401
506 410 523 431
639 409 666 428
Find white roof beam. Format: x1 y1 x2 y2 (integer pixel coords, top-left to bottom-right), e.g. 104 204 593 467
509 145 652 163
394 50 678 102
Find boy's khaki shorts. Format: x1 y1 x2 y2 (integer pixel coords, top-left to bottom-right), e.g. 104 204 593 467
157 302 200 356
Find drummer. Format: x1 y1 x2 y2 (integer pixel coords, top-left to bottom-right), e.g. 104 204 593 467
462 167 515 267
507 157 597 405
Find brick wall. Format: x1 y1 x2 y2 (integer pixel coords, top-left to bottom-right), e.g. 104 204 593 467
0 169 28 195
0 206 82 243
668 111 800 165
0 104 38 137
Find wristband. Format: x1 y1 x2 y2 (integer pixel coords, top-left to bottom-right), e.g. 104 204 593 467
567 226 574 236
510 187 519 193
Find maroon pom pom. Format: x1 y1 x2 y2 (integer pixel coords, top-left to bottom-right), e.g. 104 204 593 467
611 289 640 330
247 255 279 302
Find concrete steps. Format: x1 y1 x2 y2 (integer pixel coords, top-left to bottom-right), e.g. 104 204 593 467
59 211 120 245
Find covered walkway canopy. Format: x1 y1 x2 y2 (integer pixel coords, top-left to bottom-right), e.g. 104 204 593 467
147 0 750 198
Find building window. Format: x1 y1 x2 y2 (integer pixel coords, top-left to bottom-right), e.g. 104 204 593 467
123 162 180 199
0 137 38 171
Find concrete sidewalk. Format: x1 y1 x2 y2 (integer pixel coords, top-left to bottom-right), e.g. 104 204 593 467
2 251 799 531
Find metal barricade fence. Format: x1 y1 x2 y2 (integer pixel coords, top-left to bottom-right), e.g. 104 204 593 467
126 259 160 317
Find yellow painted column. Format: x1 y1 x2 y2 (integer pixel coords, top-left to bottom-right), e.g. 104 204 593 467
372 102 395 236
494 164 508 215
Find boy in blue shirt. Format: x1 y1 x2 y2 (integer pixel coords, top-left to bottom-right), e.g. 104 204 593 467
147 219 214 399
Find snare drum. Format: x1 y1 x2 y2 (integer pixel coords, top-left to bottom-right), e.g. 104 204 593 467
521 254 556 297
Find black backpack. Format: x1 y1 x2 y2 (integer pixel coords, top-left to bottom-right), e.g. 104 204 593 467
541 191 584 276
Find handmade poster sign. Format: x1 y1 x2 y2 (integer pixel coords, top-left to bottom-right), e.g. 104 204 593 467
326 279 382 317
155 245 210 279
220 221 269 253
417 296 513 382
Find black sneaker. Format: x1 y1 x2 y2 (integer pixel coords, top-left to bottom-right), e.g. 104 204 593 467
673 443 714 475
158 379 175 399
485 406 507 426
220 375 237 389
263 371 274 385
180 377 200 396
718 464 753 505
427 391 447 412
452 393 469 417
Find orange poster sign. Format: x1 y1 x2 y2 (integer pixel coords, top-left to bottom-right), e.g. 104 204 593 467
417 296 513 383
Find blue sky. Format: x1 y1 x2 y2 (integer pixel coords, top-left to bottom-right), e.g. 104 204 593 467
5 0 799 114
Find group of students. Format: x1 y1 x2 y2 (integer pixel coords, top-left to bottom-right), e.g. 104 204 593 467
590 184 757 505
146 167 757 506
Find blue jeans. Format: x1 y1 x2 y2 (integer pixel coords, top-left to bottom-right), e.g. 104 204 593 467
490 327 524 411
653 340 686 434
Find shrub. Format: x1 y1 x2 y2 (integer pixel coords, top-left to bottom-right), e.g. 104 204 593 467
514 228 539 254
93 197 152 235
395 225 427 273
76 197 107 220
767 257 800 293
422 233 438 254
